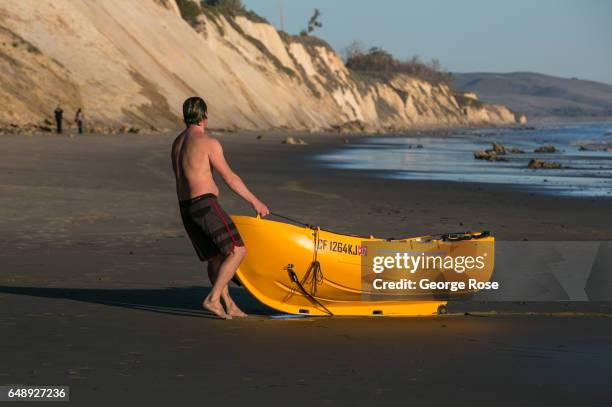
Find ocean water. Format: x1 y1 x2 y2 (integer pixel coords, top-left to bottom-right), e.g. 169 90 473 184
317 122 612 197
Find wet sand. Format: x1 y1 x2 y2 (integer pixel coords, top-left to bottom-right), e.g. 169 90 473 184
1 132 611 406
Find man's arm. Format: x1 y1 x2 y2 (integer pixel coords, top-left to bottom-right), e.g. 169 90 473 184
208 138 269 216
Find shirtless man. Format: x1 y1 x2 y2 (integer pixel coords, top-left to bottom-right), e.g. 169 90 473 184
171 97 269 319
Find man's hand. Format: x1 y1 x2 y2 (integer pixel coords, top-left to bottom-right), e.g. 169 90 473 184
252 199 270 217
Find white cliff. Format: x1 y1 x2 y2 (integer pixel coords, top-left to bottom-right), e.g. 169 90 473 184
0 0 521 131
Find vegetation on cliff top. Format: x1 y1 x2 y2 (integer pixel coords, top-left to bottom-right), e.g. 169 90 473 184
176 0 267 25
345 43 454 85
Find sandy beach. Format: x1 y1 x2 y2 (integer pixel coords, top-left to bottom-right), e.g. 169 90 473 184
1 131 611 406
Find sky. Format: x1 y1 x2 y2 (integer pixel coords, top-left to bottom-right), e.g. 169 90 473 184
241 0 612 85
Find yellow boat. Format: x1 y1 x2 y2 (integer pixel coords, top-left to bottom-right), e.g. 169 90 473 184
232 215 494 317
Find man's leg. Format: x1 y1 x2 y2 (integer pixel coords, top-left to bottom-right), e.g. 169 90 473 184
207 254 222 283
202 246 247 319
207 254 247 317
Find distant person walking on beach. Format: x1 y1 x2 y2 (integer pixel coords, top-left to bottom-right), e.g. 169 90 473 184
171 96 269 319
74 108 84 134
54 104 63 134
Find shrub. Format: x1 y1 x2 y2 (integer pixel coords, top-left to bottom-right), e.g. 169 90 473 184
176 0 267 29
176 0 202 24
201 0 267 23
202 0 245 14
345 43 453 85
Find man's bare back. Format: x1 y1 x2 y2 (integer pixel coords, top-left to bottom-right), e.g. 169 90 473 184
172 127 220 200
171 126 269 216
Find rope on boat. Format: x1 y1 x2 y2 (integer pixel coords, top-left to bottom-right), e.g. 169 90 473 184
286 266 333 316
277 219 333 316
269 212 312 228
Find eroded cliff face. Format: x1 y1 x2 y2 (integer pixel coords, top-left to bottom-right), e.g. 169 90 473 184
0 0 521 131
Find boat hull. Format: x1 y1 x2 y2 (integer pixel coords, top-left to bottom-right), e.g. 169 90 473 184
232 216 494 316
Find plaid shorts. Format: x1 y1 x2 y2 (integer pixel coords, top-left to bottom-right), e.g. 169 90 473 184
179 193 244 261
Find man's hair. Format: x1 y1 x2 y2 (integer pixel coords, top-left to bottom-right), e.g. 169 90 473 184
182 97 208 126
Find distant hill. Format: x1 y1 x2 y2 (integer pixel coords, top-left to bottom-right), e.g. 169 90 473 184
453 72 612 120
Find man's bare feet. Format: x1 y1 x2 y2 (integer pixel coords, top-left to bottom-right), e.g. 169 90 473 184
202 298 231 319
225 302 248 318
